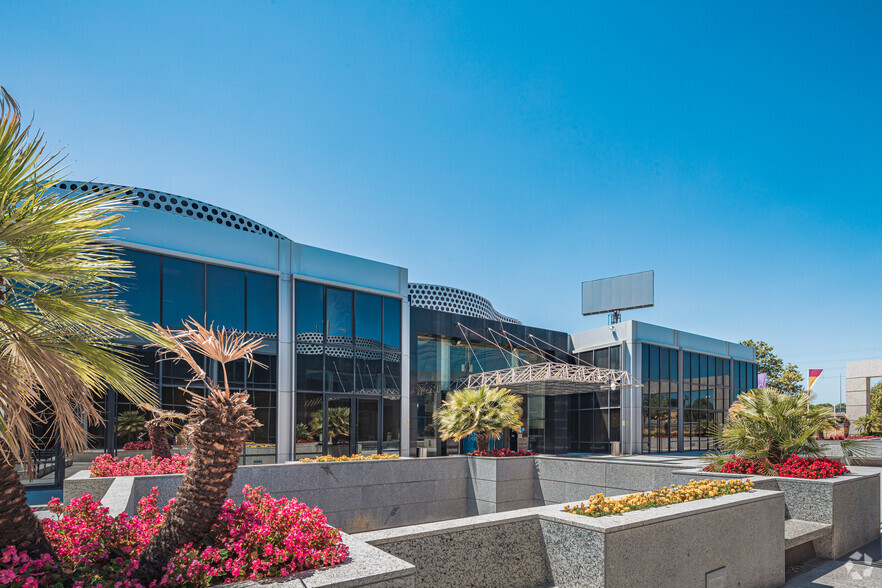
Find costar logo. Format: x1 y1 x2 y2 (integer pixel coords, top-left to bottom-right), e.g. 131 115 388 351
845 550 874 581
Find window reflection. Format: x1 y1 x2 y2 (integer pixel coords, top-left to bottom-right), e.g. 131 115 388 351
117 249 161 324
207 265 245 330
162 257 205 327
327 288 353 344
246 272 278 334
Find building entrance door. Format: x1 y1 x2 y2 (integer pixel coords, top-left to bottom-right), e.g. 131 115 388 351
356 398 379 456
324 396 381 457
325 396 351 457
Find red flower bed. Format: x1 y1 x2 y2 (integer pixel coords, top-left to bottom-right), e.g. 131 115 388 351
468 448 537 457
123 440 153 450
89 453 189 477
1 486 348 587
705 454 849 479
774 455 849 479
827 435 882 440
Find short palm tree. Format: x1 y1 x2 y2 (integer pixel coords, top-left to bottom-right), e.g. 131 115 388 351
433 386 523 452
310 406 350 444
138 405 186 459
707 388 865 472
0 87 162 557
116 410 147 443
136 321 263 582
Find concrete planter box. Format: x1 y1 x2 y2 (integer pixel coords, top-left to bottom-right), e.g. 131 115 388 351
357 489 785 588
466 456 535 515
674 468 880 559
66 457 472 533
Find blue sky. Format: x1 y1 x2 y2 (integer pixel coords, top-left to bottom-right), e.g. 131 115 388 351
3 1 881 404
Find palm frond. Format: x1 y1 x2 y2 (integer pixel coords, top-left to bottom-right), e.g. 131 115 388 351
0 86 162 477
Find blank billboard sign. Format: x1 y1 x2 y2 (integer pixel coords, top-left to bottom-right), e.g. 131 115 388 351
582 270 654 316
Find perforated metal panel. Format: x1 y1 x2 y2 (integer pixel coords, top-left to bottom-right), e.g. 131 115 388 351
53 181 283 240
407 283 521 325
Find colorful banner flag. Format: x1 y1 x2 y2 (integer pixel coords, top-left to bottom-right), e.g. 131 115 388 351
807 369 823 393
758 373 768 388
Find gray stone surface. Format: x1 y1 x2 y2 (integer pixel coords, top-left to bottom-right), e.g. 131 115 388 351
358 488 784 588
62 469 113 504
539 519 604 588
369 519 552 588
466 456 535 514
673 467 881 560
783 519 832 550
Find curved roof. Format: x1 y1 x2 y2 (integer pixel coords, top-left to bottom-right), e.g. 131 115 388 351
54 181 285 240
407 283 521 325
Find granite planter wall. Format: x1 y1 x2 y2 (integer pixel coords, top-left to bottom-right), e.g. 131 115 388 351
532 456 685 504
466 456 535 514
673 468 880 559
65 454 700 531
68 457 472 533
356 489 785 588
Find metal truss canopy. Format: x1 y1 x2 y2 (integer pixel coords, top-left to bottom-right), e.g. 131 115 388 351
459 361 641 391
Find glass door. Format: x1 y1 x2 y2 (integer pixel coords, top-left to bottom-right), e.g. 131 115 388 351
326 396 352 457
356 398 379 456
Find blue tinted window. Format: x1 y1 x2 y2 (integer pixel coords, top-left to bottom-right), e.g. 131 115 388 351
207 265 245 330
327 288 353 344
355 292 382 346
295 281 324 340
595 347 609 369
117 249 160 324
162 257 205 327
383 297 401 347
247 272 278 333
659 347 670 380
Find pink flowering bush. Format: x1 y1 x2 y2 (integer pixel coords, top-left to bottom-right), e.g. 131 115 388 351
89 453 189 477
0 546 63 587
1 486 348 587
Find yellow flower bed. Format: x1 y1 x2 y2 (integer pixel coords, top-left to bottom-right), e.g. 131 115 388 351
563 478 754 518
299 453 400 463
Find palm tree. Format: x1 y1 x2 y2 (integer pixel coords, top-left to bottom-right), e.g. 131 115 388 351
433 386 523 452
0 87 162 556
138 405 186 459
116 410 147 444
707 387 865 472
136 321 262 582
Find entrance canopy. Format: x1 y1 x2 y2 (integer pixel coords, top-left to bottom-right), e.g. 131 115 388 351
457 361 640 395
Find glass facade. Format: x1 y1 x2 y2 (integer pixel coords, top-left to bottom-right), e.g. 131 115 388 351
414 335 547 455
640 344 757 453
294 280 402 457
568 344 623 452
114 248 279 464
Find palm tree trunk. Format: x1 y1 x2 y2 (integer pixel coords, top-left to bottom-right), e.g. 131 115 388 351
0 458 54 558
476 431 490 452
135 394 254 582
146 419 171 459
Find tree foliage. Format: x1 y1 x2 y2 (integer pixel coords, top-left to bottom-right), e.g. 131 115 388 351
433 386 523 452
708 388 858 472
0 86 166 557
854 382 882 434
739 339 804 395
